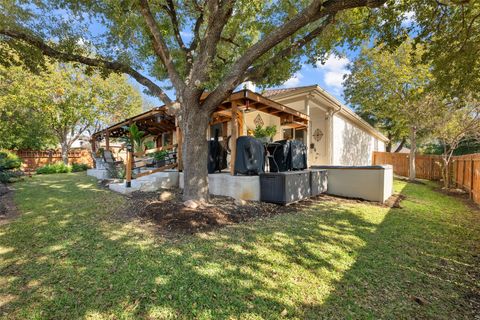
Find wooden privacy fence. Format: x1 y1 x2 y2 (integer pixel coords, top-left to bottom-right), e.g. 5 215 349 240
452 154 480 205
373 151 480 205
372 152 443 180
14 149 94 172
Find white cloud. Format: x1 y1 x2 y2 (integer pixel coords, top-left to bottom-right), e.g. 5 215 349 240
316 55 350 94
282 72 303 88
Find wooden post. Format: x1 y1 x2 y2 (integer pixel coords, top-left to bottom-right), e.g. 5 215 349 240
125 122 133 188
105 130 110 151
91 138 96 153
230 100 238 175
126 149 132 188
470 158 475 199
238 110 244 136
175 118 183 172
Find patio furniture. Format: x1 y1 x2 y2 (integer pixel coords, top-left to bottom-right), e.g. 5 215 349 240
103 150 124 178
309 169 328 196
265 142 281 172
259 171 310 205
234 136 265 176
208 129 227 173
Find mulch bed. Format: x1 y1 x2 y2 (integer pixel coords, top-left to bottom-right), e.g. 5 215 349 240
114 188 405 235
0 183 19 225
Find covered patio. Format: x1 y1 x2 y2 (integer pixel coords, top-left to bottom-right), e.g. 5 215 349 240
90 89 309 196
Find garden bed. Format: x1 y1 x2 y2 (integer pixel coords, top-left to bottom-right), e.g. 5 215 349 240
114 188 406 235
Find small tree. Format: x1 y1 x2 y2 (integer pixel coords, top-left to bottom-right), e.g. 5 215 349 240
0 61 142 163
434 95 480 188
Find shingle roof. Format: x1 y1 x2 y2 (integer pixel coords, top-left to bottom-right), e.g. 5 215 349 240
261 85 317 98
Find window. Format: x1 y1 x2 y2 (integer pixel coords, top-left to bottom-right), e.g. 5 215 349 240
295 129 305 143
283 128 293 140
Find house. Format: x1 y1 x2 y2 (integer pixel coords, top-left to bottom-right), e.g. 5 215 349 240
89 85 392 202
245 85 389 166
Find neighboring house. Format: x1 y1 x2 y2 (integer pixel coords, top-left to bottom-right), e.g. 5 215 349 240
246 85 388 166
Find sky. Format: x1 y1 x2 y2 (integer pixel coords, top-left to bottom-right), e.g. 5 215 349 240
279 54 352 104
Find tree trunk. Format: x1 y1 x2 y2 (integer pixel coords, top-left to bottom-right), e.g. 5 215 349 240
408 126 416 181
386 132 392 152
442 158 450 189
181 106 211 202
394 137 406 153
60 140 69 165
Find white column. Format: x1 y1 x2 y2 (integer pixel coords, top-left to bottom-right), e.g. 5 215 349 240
304 97 311 161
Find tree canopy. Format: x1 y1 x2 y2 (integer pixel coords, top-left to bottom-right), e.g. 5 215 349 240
0 55 142 156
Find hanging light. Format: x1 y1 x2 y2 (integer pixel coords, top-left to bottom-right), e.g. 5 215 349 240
244 100 253 113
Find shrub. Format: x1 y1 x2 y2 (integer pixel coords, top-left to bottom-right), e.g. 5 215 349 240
0 150 22 171
0 170 24 183
71 163 90 172
36 162 72 174
253 125 277 139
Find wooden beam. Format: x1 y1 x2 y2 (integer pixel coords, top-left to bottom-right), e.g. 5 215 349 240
105 130 110 151
135 163 177 178
230 100 238 175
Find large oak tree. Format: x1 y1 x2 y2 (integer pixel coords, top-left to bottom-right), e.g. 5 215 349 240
1 0 477 201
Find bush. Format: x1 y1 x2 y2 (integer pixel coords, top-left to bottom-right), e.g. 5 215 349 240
36 162 72 174
0 170 24 183
0 150 22 171
71 163 90 172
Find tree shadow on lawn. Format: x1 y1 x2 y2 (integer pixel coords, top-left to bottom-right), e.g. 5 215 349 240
301 182 480 319
0 174 478 319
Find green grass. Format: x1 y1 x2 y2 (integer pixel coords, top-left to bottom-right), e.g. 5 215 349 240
0 173 479 319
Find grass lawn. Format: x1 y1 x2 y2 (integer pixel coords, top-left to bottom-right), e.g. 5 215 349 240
0 173 479 319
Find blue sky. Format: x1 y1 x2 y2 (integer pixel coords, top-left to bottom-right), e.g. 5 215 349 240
278 54 352 104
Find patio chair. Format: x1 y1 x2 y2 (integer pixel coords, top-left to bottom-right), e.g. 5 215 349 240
103 150 124 178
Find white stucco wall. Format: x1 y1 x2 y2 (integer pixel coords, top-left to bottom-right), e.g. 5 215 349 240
332 114 380 165
308 107 329 165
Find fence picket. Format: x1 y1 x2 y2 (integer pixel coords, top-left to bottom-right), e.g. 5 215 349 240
373 151 480 206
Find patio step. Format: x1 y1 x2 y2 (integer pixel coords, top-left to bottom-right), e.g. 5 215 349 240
108 171 179 194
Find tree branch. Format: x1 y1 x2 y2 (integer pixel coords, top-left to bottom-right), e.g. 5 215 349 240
0 28 173 105
138 0 184 91
245 14 335 82
203 0 386 111
162 0 188 53
188 0 236 87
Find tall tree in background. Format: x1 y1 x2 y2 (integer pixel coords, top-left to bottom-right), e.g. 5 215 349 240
1 0 478 200
0 61 142 163
344 41 439 180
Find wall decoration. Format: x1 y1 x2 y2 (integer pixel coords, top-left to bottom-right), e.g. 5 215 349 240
254 114 264 127
313 128 324 142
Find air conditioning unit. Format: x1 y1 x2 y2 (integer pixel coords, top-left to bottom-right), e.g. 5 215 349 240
259 171 310 205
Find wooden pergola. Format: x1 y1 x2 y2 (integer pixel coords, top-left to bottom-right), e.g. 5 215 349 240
91 89 309 187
